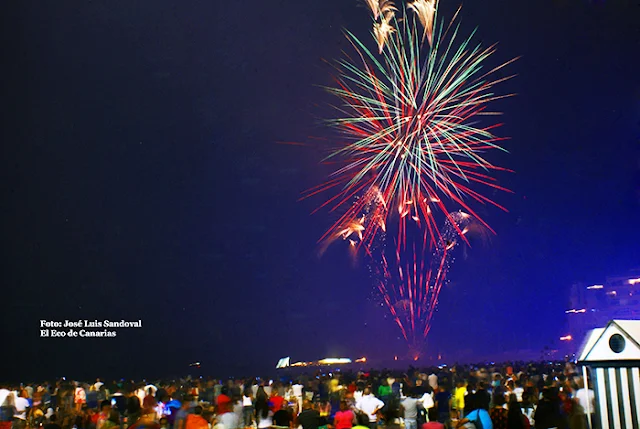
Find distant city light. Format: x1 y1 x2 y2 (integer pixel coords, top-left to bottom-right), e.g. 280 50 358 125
355 357 367 363
587 285 604 290
629 278 640 285
318 358 352 365
560 335 572 341
284 357 358 368
606 291 617 296
565 308 587 314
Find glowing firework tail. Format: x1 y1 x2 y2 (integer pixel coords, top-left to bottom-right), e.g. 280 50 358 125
371 211 475 348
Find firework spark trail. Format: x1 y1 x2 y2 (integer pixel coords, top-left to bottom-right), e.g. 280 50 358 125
370 211 475 347
408 0 437 46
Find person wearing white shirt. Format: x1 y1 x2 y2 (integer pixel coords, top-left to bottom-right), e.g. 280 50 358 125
292 383 304 413
0 388 10 410
242 392 254 427
135 387 146 406
575 381 595 424
13 391 30 429
94 379 104 391
400 393 420 429
575 386 594 413
354 386 364 403
292 383 303 398
355 388 384 428
427 374 438 391
419 392 434 411
512 385 524 402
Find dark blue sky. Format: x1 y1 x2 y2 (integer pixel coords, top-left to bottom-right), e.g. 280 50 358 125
3 0 639 381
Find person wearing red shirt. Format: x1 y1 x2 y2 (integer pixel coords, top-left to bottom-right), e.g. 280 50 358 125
184 407 209 429
269 392 285 413
88 410 99 426
216 389 232 414
333 401 355 429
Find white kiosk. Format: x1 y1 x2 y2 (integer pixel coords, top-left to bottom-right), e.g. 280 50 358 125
577 319 640 429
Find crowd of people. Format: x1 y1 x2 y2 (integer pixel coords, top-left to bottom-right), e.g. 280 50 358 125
0 360 598 429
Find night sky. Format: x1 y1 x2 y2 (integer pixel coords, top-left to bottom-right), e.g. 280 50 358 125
3 0 639 382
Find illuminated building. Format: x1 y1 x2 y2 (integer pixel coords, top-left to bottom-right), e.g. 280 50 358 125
566 269 640 345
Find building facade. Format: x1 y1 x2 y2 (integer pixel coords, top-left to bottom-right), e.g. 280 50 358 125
566 268 640 346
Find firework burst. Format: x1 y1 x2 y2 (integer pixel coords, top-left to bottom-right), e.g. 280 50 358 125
308 2 516 252
307 0 516 349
